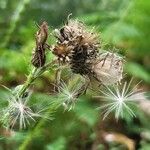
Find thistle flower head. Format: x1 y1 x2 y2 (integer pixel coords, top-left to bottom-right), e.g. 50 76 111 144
97 80 146 120
92 52 123 85
54 18 124 85
1 92 44 130
53 18 100 75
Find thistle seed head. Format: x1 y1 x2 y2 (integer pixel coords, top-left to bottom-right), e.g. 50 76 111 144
92 52 123 85
53 19 100 75
54 19 123 85
1 92 46 130
97 79 146 120
54 19 99 47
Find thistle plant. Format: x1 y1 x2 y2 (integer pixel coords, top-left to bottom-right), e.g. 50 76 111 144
0 16 148 131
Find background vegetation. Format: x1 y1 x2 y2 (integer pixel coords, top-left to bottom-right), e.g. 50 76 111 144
0 0 150 149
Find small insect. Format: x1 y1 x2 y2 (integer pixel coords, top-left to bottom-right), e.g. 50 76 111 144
31 21 49 68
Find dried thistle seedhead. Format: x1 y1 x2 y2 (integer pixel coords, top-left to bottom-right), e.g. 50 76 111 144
54 19 99 47
53 43 73 59
31 21 49 68
53 18 100 75
53 17 124 85
92 52 123 85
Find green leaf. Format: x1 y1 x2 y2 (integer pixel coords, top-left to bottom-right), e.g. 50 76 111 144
125 62 150 83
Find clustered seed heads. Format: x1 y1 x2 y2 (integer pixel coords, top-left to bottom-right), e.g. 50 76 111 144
52 18 123 86
1 16 147 130
31 18 123 86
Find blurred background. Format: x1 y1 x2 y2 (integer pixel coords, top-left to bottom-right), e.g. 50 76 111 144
0 0 150 149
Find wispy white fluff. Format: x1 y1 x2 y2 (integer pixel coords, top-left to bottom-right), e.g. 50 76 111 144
97 80 146 120
57 81 82 111
1 92 46 129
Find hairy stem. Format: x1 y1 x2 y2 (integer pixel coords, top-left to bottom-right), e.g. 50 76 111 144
18 60 56 98
18 99 61 150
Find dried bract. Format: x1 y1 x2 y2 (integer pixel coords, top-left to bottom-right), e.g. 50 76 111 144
31 21 49 68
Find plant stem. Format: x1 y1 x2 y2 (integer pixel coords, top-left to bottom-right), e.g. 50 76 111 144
18 68 37 97
18 97 62 150
18 60 56 98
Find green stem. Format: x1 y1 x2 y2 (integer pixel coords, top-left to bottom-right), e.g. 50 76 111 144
18 68 37 97
18 98 62 150
18 61 55 98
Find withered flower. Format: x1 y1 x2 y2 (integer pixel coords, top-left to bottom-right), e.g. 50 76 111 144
53 19 100 75
31 21 49 68
53 18 123 85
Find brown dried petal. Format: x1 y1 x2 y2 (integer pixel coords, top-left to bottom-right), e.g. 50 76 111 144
31 21 49 67
53 19 100 61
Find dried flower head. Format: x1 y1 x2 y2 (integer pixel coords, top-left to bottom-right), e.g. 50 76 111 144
53 18 100 75
54 19 99 48
31 21 49 68
92 52 123 85
97 80 146 120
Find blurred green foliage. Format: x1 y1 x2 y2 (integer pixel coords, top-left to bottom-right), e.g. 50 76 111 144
0 0 150 149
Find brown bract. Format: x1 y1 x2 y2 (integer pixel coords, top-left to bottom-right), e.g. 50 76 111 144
36 21 48 47
31 21 49 68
